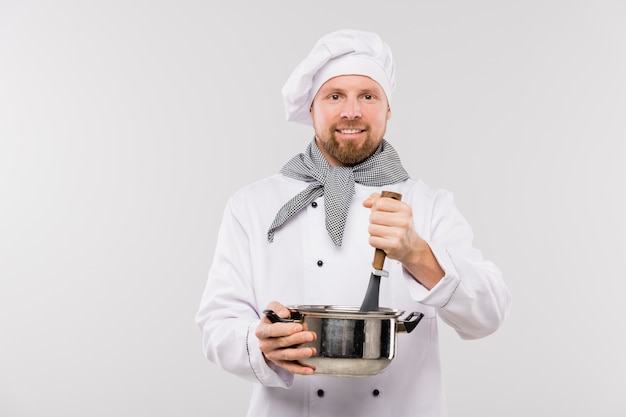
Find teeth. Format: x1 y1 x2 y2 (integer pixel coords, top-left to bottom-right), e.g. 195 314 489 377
340 129 361 134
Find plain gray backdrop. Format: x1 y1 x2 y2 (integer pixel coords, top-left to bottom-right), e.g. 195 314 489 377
1 1 624 416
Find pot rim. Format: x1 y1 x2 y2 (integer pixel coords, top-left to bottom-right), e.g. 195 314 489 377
288 304 404 319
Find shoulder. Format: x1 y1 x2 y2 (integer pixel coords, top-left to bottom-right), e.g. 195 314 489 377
225 174 311 221
230 174 305 204
398 178 454 203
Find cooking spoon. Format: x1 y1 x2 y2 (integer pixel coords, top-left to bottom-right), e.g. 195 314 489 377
359 191 402 312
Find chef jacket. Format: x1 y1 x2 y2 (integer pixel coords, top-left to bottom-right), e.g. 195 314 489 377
196 175 512 417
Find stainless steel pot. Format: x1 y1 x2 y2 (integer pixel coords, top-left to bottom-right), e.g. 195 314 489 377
264 305 423 377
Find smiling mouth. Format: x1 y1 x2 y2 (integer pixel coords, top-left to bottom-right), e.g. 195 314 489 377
337 129 365 134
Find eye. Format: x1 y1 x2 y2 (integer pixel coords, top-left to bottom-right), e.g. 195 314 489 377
364 94 373 100
330 94 340 100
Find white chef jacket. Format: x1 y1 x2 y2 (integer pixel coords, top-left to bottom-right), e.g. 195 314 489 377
195 174 511 417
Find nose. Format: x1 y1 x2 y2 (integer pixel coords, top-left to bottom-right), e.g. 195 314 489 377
340 97 361 119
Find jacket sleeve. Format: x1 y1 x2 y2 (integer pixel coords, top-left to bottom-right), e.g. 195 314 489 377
406 189 512 339
194 199 294 387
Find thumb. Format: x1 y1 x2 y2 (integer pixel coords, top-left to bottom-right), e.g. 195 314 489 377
362 193 381 208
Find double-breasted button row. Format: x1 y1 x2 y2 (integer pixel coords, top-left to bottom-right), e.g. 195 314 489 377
316 389 381 397
312 200 321 267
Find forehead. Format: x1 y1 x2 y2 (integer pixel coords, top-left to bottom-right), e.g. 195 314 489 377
316 74 384 94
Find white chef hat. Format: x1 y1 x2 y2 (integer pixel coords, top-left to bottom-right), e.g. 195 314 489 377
281 29 396 126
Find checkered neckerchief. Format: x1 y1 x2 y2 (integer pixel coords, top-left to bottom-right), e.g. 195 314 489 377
267 138 409 246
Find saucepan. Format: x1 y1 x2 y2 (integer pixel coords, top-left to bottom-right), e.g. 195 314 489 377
264 305 423 377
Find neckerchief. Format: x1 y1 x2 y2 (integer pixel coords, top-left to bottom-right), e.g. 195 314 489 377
267 138 409 246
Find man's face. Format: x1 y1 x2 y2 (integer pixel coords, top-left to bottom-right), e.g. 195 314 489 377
310 75 391 166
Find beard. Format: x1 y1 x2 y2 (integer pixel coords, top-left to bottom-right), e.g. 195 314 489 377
316 124 383 166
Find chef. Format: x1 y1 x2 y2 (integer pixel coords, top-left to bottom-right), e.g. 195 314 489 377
195 29 512 417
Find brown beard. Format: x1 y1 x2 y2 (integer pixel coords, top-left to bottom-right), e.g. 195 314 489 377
317 126 382 166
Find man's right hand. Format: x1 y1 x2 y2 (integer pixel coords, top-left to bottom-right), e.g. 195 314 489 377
255 301 317 375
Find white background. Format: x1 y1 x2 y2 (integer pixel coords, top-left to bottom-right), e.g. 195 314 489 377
1 1 625 416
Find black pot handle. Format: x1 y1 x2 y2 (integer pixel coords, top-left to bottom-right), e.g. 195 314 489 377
263 309 298 323
397 312 424 333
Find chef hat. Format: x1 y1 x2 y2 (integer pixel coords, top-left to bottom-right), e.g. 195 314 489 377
281 29 396 126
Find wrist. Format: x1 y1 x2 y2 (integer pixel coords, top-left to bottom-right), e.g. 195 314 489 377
403 239 444 290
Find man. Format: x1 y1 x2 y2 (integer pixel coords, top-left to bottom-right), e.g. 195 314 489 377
196 29 511 417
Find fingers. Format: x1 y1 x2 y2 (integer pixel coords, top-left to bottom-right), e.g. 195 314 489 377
256 322 313 344
256 301 318 376
363 194 419 262
263 344 317 370
271 357 316 375
363 193 408 217
258 330 317 376
368 202 412 239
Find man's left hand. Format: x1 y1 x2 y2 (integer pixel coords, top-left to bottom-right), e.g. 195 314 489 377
363 193 444 289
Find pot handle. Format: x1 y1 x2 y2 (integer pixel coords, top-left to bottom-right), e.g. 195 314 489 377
263 309 302 323
397 312 424 333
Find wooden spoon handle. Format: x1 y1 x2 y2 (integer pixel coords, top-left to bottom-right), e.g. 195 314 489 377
372 191 402 270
